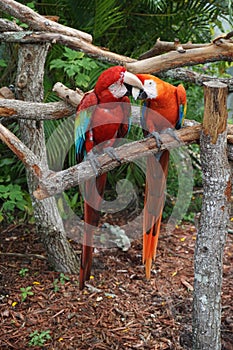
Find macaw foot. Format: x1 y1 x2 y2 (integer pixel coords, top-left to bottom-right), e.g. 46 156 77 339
160 127 180 143
149 131 162 149
86 150 100 176
104 147 121 164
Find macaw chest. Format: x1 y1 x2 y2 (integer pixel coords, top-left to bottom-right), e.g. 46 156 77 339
148 97 179 128
89 104 126 145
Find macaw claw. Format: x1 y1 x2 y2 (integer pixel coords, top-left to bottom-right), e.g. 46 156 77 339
86 150 100 176
160 127 180 143
104 147 121 164
149 131 162 149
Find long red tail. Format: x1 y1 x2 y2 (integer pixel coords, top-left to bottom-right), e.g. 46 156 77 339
79 173 107 290
143 150 169 279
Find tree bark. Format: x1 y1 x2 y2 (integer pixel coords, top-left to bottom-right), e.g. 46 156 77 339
192 81 231 349
0 0 92 42
15 43 79 273
0 99 75 120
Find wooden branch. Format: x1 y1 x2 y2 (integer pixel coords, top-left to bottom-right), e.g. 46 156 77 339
0 0 92 42
34 125 202 200
159 68 233 92
0 252 47 260
1 117 233 200
0 31 135 65
2 30 233 72
1 3 233 73
139 38 208 59
0 123 46 178
0 18 23 32
52 82 84 107
0 99 75 120
126 40 233 74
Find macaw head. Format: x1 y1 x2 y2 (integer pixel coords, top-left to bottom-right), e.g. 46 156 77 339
94 66 144 103
133 74 158 100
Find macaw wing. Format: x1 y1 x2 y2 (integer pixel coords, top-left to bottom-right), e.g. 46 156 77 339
75 91 98 163
175 84 187 130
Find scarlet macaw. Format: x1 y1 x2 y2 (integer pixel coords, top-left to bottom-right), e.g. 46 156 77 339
75 66 144 289
135 74 187 279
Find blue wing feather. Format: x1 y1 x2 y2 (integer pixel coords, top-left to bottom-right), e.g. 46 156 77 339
75 92 98 162
75 109 91 160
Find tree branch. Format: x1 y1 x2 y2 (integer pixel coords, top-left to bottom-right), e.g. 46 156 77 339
0 99 75 120
159 68 233 92
126 40 233 74
0 123 47 179
0 0 92 42
34 125 202 199
52 82 84 107
1 110 233 200
139 38 209 59
0 31 135 65
0 18 23 32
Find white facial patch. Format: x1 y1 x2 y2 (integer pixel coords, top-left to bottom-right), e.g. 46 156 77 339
144 79 158 99
108 81 128 98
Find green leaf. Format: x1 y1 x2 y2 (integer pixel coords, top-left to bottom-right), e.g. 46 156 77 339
0 59 7 68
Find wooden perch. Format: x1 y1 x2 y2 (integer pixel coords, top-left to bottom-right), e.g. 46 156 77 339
139 38 208 59
33 125 202 200
0 31 135 65
52 82 84 107
0 0 92 42
0 18 23 32
0 123 45 178
0 99 75 120
126 39 233 74
160 68 233 92
2 121 232 201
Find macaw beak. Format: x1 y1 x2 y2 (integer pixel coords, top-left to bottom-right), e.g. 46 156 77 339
123 71 145 100
136 90 148 100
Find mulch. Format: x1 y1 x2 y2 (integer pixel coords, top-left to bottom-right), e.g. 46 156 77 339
0 220 232 349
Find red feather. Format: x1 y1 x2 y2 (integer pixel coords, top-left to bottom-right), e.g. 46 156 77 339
137 74 187 279
76 66 132 289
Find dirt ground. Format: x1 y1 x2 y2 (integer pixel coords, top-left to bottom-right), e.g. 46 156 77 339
0 220 232 350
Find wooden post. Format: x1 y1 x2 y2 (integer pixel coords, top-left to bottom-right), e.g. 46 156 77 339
193 81 231 349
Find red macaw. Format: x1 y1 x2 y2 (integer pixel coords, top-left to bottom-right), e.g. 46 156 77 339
75 66 144 289
135 74 187 279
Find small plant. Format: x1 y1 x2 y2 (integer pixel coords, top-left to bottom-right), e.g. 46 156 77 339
53 273 70 292
20 286 34 302
28 330 51 347
19 268 29 277
59 272 70 285
50 47 99 89
0 178 32 223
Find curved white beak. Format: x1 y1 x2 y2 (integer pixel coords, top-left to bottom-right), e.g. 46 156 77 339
123 71 144 90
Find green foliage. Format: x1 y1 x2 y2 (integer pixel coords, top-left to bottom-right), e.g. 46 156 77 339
19 268 29 277
20 286 34 302
0 59 7 68
0 178 32 223
53 273 70 292
28 330 51 347
60 0 232 56
49 47 105 90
